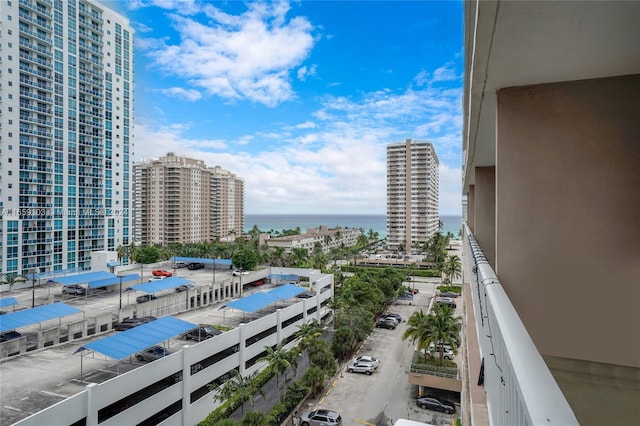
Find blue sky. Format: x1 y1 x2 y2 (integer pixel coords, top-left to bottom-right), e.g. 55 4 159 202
100 0 464 215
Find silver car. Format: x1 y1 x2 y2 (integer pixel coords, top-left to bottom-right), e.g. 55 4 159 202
300 409 342 426
347 361 375 375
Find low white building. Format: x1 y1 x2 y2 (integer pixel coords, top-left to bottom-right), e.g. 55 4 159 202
265 226 361 254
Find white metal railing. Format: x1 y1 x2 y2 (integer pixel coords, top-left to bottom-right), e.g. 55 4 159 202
463 223 578 425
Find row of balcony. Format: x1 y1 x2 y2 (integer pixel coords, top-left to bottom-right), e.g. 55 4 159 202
20 77 53 92
20 88 52 103
20 102 52 115
19 27 52 44
18 38 52 58
19 0 53 18
19 11 52 31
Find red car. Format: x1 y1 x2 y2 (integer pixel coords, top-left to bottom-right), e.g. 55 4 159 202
152 269 173 277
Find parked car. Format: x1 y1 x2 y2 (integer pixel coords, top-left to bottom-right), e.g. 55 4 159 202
136 294 157 303
426 347 455 360
353 355 380 369
300 409 342 426
375 318 397 329
175 283 195 292
416 396 456 414
232 269 249 276
427 342 453 353
439 291 459 298
148 276 165 282
114 316 157 331
183 324 222 341
347 361 375 375
135 345 173 362
381 313 402 323
187 262 205 270
296 291 315 299
62 284 87 295
0 330 22 342
173 262 187 268
435 297 457 308
152 269 172 277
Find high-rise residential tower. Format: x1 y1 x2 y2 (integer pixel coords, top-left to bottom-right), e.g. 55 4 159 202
0 0 134 276
133 153 244 245
387 139 439 252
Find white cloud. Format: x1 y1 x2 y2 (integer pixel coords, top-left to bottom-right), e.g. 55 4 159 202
431 61 458 82
140 1 315 106
134 62 463 215
160 87 202 101
297 64 317 81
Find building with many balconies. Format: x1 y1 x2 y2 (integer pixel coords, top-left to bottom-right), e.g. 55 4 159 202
133 153 244 245
0 0 133 276
387 139 439 252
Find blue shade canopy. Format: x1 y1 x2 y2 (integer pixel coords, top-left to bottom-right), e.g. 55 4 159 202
170 257 232 266
127 277 193 293
224 284 307 313
0 303 82 332
88 274 141 289
76 316 197 360
0 297 18 308
106 261 120 267
50 271 116 285
267 274 299 282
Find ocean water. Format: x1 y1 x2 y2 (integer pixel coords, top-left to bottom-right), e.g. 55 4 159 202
244 214 463 239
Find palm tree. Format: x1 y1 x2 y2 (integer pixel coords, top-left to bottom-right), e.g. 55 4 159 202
296 320 324 351
241 411 267 426
427 304 462 366
443 255 462 284
257 343 291 402
302 366 325 398
289 248 309 268
402 309 432 360
270 246 286 267
209 369 261 416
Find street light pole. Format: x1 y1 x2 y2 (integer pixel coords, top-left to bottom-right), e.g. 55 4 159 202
31 270 37 308
118 274 124 311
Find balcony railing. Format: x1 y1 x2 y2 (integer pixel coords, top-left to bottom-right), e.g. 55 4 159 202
463 223 578 425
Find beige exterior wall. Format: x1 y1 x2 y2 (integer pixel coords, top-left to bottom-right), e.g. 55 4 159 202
474 167 496 266
495 75 640 368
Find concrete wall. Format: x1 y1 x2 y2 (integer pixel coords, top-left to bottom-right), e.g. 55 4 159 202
495 75 640 368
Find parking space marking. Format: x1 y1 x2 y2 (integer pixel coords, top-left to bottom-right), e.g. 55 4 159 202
4 406 23 412
40 390 67 398
355 420 374 426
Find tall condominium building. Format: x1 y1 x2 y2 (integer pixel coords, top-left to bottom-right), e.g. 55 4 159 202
386 139 439 251
133 153 244 245
0 0 134 276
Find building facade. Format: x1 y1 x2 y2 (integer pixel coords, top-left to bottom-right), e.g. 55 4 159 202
462 1 640 425
265 225 361 254
0 0 133 276
210 165 244 241
386 139 439 252
133 153 243 245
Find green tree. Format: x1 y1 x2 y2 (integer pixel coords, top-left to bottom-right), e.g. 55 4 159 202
443 254 462 284
269 246 286 267
240 411 266 426
331 326 356 360
232 247 259 271
289 247 309 268
428 304 462 365
257 343 291 402
133 245 161 264
301 366 325 398
402 309 432 360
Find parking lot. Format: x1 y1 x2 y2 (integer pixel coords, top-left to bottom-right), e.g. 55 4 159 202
297 279 461 426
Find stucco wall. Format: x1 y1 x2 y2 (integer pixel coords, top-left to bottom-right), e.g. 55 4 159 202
495 74 640 367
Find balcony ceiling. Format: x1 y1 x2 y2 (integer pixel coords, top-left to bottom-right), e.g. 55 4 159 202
463 0 640 190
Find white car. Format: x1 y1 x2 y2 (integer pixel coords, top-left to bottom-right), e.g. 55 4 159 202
347 361 375 375
353 355 380 369
232 270 249 276
148 276 165 282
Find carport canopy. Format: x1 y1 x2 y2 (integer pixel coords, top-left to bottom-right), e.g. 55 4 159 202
224 283 307 313
88 274 141 289
0 302 82 332
267 274 299 282
75 316 197 360
127 277 193 294
50 271 115 285
0 297 18 308
171 257 232 267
